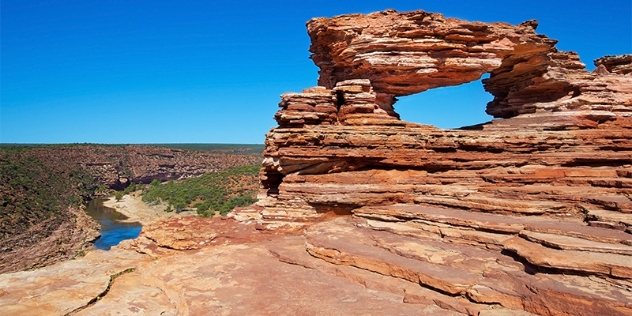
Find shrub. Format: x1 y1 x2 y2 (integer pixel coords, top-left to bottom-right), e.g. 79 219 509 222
114 191 124 201
141 164 260 218
123 183 136 195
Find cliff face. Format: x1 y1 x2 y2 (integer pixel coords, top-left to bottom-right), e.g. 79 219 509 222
252 9 632 315
3 10 631 315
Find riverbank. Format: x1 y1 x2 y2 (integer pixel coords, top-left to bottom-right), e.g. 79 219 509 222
103 192 195 226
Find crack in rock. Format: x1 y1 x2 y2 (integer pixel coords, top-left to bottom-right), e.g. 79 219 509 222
64 267 136 315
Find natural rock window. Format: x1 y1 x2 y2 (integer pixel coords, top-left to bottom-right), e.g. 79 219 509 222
259 9 632 230
394 77 492 128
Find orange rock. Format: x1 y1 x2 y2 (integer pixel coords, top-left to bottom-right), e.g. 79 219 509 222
251 8 632 316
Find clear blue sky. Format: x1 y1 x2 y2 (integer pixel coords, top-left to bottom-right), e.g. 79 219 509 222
2 0 630 144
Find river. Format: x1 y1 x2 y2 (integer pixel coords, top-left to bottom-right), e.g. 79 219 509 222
85 199 142 250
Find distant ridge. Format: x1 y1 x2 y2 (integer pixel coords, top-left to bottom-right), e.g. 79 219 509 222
145 143 264 155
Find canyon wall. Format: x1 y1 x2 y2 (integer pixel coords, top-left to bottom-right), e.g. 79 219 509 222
248 9 632 315
26 145 261 190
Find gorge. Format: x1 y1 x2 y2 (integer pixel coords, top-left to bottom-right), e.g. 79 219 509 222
0 144 260 274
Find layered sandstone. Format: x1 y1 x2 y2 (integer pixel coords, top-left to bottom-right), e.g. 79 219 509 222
259 9 632 229
595 55 632 75
307 10 632 122
252 9 632 316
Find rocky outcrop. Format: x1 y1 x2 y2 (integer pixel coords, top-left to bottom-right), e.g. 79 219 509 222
307 10 632 122
595 55 632 75
0 216 545 315
306 216 632 316
2 9 630 316
259 8 632 229
3 214 630 315
252 9 632 315
308 11 550 95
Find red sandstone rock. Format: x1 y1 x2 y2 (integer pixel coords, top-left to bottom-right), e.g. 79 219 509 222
302 217 632 316
0 207 100 274
4 9 630 316
1 217 472 315
595 54 632 75
140 217 218 250
250 8 632 316
307 10 553 97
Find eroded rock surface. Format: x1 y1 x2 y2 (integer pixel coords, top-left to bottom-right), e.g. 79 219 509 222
3 215 630 315
259 8 632 233
253 8 632 316
0 217 479 316
0 207 99 275
27 144 261 190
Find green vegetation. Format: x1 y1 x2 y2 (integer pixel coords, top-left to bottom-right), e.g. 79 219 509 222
95 184 108 195
119 183 137 196
0 143 262 270
114 191 124 201
123 183 137 195
142 164 260 217
0 149 98 241
112 183 138 201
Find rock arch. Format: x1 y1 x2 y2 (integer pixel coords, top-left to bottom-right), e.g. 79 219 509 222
257 9 632 227
241 9 632 315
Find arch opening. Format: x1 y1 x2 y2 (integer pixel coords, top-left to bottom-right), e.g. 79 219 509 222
394 75 493 129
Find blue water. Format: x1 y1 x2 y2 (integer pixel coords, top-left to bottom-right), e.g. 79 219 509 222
85 199 142 250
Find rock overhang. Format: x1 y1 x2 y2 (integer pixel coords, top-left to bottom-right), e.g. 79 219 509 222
305 9 631 122
306 10 554 96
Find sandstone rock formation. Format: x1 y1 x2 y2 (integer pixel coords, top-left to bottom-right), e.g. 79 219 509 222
251 9 632 315
0 207 99 275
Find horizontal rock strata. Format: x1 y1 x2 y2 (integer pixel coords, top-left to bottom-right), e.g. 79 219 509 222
308 10 551 96
251 8 632 316
259 123 632 227
305 216 632 316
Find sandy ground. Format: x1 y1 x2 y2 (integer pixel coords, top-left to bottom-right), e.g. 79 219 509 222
103 193 195 226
